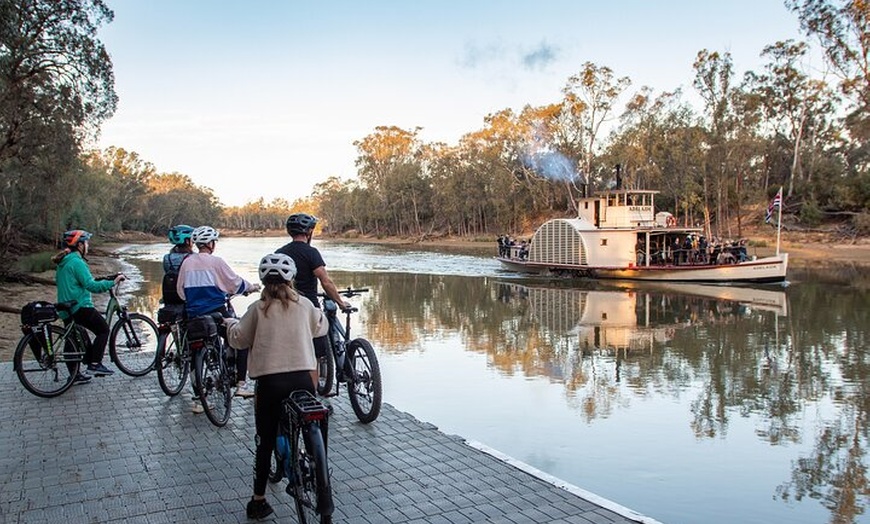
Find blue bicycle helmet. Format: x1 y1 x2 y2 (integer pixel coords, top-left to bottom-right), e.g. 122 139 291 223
167 224 194 245
286 213 318 235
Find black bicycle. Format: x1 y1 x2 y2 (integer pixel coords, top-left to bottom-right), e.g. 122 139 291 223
153 306 191 397
154 298 239 427
270 390 333 524
316 288 382 424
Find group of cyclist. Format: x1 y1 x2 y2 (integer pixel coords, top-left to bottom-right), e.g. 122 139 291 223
163 214 345 519
58 213 343 519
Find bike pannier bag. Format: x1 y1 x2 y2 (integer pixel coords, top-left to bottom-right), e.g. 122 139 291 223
20 301 58 327
157 305 183 325
186 315 217 341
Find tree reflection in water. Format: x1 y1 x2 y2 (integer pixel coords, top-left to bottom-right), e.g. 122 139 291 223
333 271 869 524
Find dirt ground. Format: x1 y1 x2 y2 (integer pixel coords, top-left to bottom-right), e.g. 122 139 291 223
2 232 868 362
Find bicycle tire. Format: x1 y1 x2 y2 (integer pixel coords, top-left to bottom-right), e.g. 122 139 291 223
196 340 233 427
292 423 333 524
156 331 188 396
109 312 159 376
346 338 382 424
316 344 335 396
14 325 81 398
269 429 292 483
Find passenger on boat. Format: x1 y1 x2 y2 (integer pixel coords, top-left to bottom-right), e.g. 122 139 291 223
518 240 529 261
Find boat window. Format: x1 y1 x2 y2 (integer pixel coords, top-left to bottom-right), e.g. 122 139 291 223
601 238 608 246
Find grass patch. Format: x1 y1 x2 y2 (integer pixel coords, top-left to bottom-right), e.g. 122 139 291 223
15 251 56 273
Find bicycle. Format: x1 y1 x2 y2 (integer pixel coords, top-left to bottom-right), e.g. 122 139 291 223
102 275 159 377
316 288 382 424
154 306 190 397
14 300 89 398
270 390 333 524
154 298 239 427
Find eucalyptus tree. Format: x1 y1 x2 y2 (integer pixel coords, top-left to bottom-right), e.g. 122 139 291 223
312 176 357 234
143 171 221 233
744 40 840 200
561 62 631 187
788 0 870 212
604 87 705 221
353 126 430 236
0 0 116 256
693 50 742 235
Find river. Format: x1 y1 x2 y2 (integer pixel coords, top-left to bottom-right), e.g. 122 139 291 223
114 237 870 524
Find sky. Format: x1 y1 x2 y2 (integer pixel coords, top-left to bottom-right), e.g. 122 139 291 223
96 1 809 207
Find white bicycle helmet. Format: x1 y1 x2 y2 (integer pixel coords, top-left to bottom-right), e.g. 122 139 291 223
259 253 297 282
191 225 219 245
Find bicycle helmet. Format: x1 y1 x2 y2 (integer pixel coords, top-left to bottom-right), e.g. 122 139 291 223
259 253 297 282
63 229 92 247
191 225 219 245
167 224 194 245
285 213 318 235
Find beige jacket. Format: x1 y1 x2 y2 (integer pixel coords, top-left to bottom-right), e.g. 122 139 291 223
225 297 328 379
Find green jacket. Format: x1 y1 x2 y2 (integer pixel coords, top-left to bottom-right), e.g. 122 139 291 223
56 252 114 318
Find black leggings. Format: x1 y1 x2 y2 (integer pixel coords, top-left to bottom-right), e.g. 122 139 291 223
67 307 110 364
253 371 316 496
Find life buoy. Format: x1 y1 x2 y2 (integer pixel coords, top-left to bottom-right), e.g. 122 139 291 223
666 215 676 228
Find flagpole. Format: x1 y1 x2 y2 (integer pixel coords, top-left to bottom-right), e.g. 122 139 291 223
776 186 783 256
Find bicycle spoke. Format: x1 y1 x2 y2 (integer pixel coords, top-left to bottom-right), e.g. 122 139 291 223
110 313 159 376
347 339 382 423
157 333 188 396
14 325 81 398
201 344 232 427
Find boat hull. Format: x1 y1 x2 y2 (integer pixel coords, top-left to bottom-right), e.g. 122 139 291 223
498 253 789 284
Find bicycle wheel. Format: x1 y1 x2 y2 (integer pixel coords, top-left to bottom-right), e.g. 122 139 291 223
346 338 382 424
14 325 81 398
316 344 335 396
156 331 188 396
269 429 292 483
292 423 333 524
110 312 159 377
196 341 233 427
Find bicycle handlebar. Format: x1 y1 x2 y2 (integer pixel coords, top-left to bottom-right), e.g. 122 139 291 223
318 287 369 299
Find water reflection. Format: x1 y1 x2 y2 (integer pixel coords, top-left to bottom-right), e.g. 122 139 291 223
332 272 868 524
115 240 870 524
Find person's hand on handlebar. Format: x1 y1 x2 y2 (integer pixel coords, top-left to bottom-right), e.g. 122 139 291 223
244 283 262 295
113 273 126 286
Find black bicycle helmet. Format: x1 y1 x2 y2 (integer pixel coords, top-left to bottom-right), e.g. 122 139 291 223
286 213 318 235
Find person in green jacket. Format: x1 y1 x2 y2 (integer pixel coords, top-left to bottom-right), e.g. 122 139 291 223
55 229 125 382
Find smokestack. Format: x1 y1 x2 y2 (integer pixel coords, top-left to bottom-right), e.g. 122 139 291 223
615 164 622 190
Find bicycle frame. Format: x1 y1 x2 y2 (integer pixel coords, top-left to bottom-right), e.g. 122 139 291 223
26 321 89 364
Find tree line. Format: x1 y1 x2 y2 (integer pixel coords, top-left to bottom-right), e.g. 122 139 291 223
316 2 869 241
1 0 868 274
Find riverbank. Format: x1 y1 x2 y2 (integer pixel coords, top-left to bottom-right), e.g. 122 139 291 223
1 230 868 361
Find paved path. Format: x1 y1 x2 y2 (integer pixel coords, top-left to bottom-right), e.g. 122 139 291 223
0 362 659 523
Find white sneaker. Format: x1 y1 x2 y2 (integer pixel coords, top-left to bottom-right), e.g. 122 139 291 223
191 400 204 414
234 381 255 398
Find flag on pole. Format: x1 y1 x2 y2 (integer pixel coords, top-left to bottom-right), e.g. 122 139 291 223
765 188 783 223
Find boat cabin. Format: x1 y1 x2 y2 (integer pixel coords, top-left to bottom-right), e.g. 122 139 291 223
576 190 658 229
